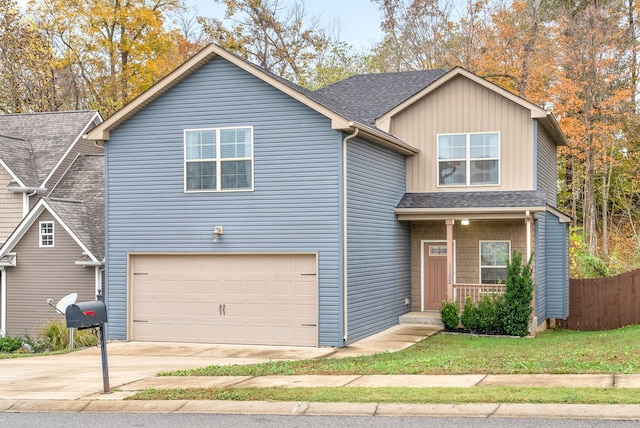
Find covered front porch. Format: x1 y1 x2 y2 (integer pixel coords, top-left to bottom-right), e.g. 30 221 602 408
408 217 533 314
393 190 542 313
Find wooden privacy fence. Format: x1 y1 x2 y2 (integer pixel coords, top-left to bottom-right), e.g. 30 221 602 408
558 269 640 330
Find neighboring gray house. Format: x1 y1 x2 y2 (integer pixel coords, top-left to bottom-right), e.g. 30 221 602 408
86 44 570 347
0 111 103 337
0 154 104 337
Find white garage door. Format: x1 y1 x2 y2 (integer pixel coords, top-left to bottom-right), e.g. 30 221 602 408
129 254 318 346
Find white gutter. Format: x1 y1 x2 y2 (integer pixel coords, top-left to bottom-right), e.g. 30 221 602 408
1 268 5 336
342 128 359 344
526 210 532 262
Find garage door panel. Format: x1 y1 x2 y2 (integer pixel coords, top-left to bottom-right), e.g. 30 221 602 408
131 254 317 346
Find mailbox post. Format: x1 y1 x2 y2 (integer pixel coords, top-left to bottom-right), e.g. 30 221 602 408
65 290 110 393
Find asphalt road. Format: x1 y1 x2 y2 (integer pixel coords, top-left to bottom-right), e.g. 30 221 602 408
0 413 638 427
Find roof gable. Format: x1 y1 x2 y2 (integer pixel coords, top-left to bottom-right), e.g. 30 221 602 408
0 154 104 262
376 67 567 146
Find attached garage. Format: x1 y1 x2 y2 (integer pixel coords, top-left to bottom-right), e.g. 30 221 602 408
128 253 318 346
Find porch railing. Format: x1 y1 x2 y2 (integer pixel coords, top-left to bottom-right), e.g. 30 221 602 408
451 283 506 313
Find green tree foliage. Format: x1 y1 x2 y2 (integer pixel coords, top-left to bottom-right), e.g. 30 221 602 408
0 0 58 113
199 0 367 88
501 251 534 337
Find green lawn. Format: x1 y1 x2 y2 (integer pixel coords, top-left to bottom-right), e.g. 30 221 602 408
163 325 640 377
131 325 640 404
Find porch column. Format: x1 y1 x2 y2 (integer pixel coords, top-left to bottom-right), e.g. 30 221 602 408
446 218 454 301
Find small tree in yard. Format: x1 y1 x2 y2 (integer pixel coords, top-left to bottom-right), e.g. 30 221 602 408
501 251 534 337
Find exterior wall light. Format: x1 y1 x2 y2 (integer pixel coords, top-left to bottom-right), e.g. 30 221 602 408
213 225 224 242
461 219 470 226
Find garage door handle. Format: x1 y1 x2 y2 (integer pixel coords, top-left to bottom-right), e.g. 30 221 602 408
219 304 226 316
301 324 317 327
133 319 148 323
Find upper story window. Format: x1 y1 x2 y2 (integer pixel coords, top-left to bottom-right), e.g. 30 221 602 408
438 132 500 186
480 241 510 284
39 221 54 247
185 127 253 192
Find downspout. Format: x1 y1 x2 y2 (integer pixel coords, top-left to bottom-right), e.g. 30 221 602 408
1 268 5 336
526 210 532 262
342 128 359 344
94 266 102 296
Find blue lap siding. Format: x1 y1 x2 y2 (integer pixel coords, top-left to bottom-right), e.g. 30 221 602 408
345 138 411 344
104 56 346 346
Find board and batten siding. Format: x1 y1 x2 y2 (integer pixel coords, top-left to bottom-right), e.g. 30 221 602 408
390 75 535 193
105 56 344 346
545 211 570 319
345 138 411 344
5 210 96 337
535 212 548 322
536 124 558 207
0 167 24 243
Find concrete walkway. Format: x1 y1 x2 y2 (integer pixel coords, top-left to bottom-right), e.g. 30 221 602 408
1 325 640 420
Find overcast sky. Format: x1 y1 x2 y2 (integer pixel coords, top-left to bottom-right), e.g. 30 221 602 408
186 0 384 50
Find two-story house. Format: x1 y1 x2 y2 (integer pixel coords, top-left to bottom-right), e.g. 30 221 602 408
86 44 569 347
0 111 103 337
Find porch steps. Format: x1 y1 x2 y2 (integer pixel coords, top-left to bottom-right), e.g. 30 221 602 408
399 311 444 328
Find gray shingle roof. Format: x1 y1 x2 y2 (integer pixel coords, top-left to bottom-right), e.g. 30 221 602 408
314 70 447 125
396 190 548 210
0 111 98 187
47 154 104 260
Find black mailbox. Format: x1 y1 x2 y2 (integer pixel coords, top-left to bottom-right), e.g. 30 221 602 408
65 300 107 330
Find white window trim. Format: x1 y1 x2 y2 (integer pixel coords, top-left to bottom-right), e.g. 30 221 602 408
437 132 501 187
39 221 54 248
184 126 255 193
479 240 510 284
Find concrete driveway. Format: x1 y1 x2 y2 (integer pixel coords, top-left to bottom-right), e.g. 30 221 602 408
0 325 441 400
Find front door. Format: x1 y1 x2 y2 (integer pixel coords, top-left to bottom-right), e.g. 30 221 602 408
423 242 448 310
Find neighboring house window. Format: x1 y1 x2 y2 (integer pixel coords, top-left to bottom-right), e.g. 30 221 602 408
184 127 253 192
438 132 499 186
39 221 54 247
480 241 510 284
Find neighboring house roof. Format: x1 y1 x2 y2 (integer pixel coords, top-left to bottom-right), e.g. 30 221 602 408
395 190 550 220
0 154 104 264
313 69 447 125
0 110 101 189
48 154 105 260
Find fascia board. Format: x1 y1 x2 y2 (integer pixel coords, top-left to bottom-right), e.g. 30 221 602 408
395 206 547 220
0 200 100 263
546 204 572 223
0 158 26 188
348 122 419 155
0 201 47 255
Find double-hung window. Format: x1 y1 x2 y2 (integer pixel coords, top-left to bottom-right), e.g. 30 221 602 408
480 241 510 284
39 221 54 247
438 132 499 186
185 127 253 192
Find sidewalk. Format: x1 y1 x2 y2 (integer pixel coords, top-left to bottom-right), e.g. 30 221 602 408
1 324 640 419
2 373 640 420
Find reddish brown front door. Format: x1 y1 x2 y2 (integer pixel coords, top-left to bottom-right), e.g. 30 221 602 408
423 242 448 310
